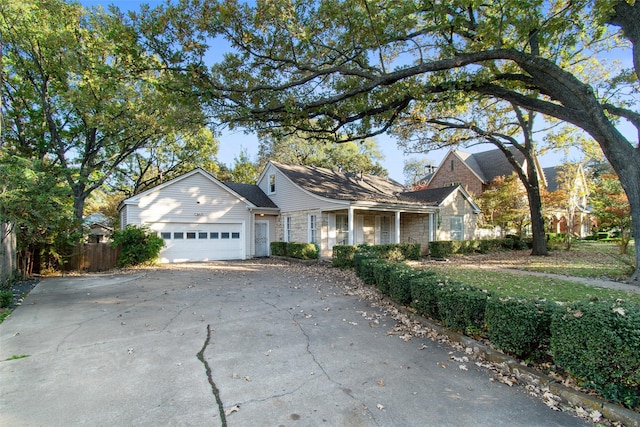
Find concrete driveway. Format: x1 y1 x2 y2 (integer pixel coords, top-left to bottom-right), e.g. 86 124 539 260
0 259 588 426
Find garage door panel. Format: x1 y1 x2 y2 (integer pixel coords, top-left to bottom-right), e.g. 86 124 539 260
154 223 244 262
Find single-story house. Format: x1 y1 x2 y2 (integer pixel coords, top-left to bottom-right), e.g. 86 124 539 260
118 162 480 262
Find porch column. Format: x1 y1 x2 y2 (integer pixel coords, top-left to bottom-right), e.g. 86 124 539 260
429 212 435 241
394 210 401 244
348 206 355 245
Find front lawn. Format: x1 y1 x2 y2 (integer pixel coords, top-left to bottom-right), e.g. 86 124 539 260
418 240 639 304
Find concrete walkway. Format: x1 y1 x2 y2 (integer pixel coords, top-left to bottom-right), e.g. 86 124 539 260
1 261 591 426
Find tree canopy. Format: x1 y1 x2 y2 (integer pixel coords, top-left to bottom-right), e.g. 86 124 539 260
135 0 640 282
1 0 210 228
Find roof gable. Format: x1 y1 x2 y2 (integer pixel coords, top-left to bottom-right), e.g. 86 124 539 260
402 185 481 212
120 168 257 209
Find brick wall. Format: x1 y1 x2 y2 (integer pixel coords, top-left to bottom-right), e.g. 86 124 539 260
429 153 483 196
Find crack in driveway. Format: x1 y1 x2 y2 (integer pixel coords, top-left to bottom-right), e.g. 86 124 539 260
196 324 226 427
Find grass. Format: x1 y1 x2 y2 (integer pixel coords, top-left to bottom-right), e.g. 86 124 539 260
418 240 639 304
421 265 640 304
522 240 635 280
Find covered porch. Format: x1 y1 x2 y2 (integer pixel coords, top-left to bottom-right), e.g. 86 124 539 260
323 204 438 257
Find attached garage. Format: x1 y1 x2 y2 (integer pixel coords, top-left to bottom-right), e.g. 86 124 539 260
118 169 278 262
154 223 245 262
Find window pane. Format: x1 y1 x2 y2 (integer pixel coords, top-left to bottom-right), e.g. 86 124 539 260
161 232 171 239
231 232 240 239
221 232 230 239
174 232 184 239
210 232 219 239
199 232 208 239
186 232 196 239
450 217 463 241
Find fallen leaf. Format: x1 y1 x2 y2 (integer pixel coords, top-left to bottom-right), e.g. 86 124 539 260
377 379 385 387
376 404 384 410
225 405 240 416
458 365 468 371
127 348 134 355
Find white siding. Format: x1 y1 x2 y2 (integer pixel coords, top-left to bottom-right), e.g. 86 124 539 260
123 171 253 261
257 164 345 213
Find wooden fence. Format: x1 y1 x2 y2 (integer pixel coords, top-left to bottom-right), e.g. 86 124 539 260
66 243 120 272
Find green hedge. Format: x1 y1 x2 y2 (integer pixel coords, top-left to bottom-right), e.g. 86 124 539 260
341 250 640 408
436 283 491 335
270 242 319 260
332 243 421 268
271 242 287 256
410 274 444 320
388 264 433 305
486 297 558 361
372 261 393 295
428 237 533 258
550 301 640 408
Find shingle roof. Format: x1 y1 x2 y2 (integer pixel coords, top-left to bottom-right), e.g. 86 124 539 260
400 186 458 205
543 167 560 193
273 162 437 206
458 147 526 183
223 182 279 209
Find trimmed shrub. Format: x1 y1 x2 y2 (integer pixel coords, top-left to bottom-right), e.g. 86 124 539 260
410 273 443 320
354 255 384 286
111 225 164 267
287 242 318 260
486 297 558 362
429 241 454 258
372 260 393 295
388 264 432 305
332 245 357 268
436 283 491 335
550 300 640 408
270 242 287 256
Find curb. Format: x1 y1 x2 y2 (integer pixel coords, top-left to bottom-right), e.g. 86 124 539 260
389 300 640 427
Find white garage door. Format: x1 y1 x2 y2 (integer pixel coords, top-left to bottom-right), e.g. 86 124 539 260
155 223 244 263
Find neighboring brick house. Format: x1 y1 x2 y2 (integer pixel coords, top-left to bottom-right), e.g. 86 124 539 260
425 147 544 197
424 147 592 238
119 162 481 262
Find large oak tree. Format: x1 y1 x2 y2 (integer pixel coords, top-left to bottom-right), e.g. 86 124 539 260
136 0 640 282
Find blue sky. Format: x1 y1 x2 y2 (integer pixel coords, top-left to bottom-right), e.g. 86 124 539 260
77 0 635 183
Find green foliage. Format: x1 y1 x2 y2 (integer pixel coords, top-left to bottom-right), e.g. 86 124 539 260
429 237 532 258
436 283 491 335
258 135 388 177
271 242 318 260
388 263 420 305
486 297 558 361
355 257 386 286
111 225 164 267
429 241 455 258
550 301 640 408
270 242 287 257
372 261 393 295
409 274 443 320
0 291 13 308
331 245 357 268
286 242 319 260
332 243 420 268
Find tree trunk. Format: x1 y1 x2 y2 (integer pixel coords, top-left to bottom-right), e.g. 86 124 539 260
527 185 548 256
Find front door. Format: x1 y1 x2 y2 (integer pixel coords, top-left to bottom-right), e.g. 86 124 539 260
255 221 269 257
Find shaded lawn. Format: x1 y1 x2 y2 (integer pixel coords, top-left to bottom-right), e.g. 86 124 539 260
420 264 640 304
418 241 638 304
